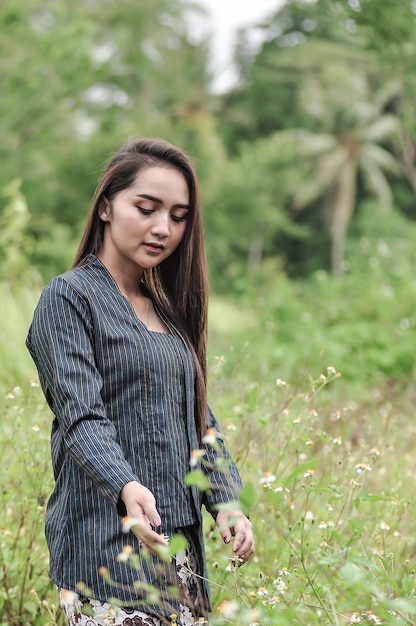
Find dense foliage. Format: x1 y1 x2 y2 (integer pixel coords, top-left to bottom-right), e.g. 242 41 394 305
0 0 213 279
2 1 416 624
1 0 416 287
2 229 416 622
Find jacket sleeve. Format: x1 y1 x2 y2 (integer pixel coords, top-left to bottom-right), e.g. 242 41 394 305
26 277 139 512
200 406 243 519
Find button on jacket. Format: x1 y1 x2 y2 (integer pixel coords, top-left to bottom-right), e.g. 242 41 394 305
26 255 243 617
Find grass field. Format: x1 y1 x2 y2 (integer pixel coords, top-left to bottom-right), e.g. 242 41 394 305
2 240 416 624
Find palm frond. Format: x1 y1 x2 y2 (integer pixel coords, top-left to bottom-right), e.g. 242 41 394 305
294 146 348 208
359 159 393 211
361 115 401 143
360 143 402 175
295 131 337 157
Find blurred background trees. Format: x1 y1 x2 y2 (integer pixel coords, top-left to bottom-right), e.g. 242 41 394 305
215 0 416 280
3 5 416 622
1 0 416 289
0 0 212 276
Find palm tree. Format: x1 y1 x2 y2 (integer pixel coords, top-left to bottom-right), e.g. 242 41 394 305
292 68 402 276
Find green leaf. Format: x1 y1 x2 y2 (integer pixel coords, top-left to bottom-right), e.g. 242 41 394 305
168 534 188 557
353 491 392 505
348 516 373 533
239 482 257 516
216 500 241 513
245 383 259 411
81 603 94 617
318 555 344 566
340 562 366 586
386 598 416 614
184 469 211 492
155 544 172 563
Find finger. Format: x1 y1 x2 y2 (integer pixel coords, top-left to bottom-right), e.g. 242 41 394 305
135 528 169 556
215 511 232 544
223 533 231 545
140 541 166 558
235 535 255 556
140 532 169 548
126 513 161 542
140 502 161 528
231 520 249 553
234 541 255 567
221 526 232 545
232 519 253 554
243 540 255 561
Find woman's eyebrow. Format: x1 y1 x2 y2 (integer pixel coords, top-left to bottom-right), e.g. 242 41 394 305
136 193 190 210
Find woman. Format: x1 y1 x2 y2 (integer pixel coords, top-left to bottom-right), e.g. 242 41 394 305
26 138 254 626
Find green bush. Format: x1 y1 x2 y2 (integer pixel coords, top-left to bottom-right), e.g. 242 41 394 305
2 215 416 623
0 383 59 626
4 359 416 624
208 209 416 394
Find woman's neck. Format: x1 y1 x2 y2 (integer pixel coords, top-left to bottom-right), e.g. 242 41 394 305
97 253 144 299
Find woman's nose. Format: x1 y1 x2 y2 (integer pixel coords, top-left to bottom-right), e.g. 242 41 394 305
151 213 170 237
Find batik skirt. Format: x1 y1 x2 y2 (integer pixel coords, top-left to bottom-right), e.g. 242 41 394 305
59 527 208 626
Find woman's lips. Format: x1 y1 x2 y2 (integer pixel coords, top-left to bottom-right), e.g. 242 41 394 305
144 243 165 253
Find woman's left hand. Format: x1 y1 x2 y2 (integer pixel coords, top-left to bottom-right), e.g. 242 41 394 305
216 510 254 565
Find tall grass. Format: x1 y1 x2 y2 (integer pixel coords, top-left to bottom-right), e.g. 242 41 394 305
205 359 416 625
0 282 60 625
0 283 40 390
2 225 416 624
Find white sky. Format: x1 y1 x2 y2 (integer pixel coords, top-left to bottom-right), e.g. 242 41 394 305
194 0 285 92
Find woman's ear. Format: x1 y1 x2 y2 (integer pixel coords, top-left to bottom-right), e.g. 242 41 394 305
99 199 110 221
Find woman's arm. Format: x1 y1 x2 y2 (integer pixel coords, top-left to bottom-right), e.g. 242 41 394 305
27 277 141 511
200 407 254 564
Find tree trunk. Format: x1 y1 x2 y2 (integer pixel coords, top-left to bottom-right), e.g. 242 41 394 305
402 131 416 194
329 160 357 277
247 233 264 277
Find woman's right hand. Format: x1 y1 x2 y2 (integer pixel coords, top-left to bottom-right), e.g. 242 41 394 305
120 481 168 556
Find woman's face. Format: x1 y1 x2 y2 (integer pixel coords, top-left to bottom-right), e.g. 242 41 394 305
98 165 189 278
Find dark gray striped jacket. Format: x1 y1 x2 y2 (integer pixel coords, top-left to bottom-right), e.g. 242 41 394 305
26 256 243 617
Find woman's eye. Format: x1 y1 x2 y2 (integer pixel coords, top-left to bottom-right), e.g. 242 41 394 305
171 214 187 223
138 207 153 215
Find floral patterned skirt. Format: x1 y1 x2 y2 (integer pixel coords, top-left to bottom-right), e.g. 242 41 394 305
59 528 208 626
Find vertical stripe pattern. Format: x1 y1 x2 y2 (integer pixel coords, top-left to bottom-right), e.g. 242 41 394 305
26 256 242 619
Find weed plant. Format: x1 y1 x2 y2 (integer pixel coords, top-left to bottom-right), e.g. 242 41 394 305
2 222 416 624
205 361 416 625
3 360 416 625
208 214 416 399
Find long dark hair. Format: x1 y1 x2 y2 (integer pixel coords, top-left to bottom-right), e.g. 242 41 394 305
73 137 209 440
